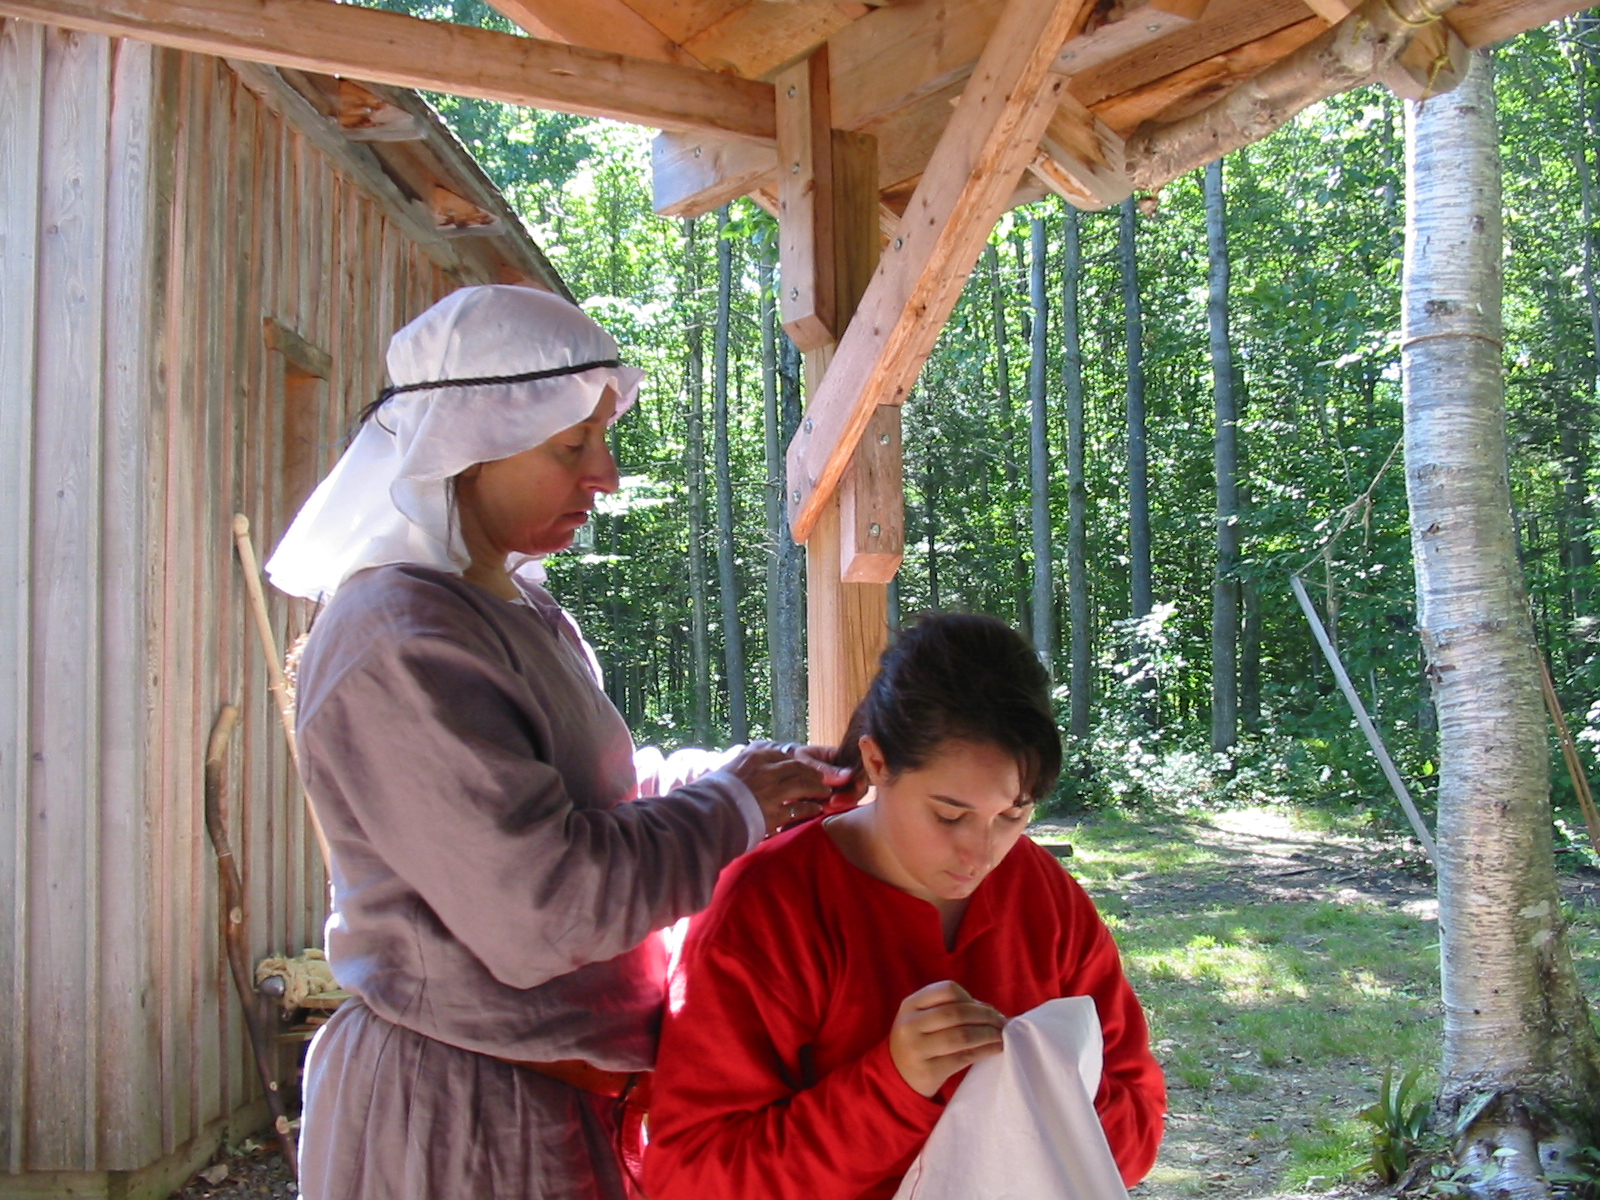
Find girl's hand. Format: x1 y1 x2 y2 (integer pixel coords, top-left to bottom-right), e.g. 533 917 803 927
726 743 851 837
888 980 1006 1098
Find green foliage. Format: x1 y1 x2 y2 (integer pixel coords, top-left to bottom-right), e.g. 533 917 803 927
1356 1067 1433 1183
348 7 1600 811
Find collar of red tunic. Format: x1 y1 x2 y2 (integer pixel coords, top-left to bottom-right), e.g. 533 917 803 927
803 817 1022 954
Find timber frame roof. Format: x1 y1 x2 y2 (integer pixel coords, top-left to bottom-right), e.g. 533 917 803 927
1 0 1578 552
0 0 1580 633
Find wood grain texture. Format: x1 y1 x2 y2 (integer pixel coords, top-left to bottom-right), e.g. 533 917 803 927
29 23 111 1167
1 23 515 1175
839 405 904 583
1089 16 1323 134
777 51 837 350
1066 0 1311 106
0 14 45 1177
1449 0 1590 47
681 0 855 78
97 34 161 1164
484 0 694 65
0 0 777 142
786 0 1089 543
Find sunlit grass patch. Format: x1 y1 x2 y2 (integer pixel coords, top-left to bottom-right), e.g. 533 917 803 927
1285 1116 1370 1189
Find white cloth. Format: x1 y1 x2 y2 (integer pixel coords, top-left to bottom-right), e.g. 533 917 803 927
266 285 643 602
892 996 1130 1200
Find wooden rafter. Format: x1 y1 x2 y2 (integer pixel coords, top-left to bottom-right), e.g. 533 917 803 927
1089 17 1325 135
650 0 1200 220
1125 0 1458 189
0 0 776 142
784 0 1091 544
481 0 698 67
1028 96 1131 210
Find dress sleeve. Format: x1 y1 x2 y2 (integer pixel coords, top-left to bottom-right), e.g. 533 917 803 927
297 633 757 991
1059 883 1167 1185
644 940 943 1200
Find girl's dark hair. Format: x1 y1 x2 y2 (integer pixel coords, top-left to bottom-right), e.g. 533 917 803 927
837 612 1061 802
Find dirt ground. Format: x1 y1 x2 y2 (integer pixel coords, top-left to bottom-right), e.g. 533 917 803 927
172 811 1600 1200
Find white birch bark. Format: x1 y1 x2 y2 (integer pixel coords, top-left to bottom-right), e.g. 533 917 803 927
1404 51 1600 1193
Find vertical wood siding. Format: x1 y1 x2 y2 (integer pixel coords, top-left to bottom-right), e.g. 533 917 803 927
0 22 461 1173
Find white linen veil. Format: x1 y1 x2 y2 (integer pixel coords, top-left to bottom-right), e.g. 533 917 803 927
266 285 642 602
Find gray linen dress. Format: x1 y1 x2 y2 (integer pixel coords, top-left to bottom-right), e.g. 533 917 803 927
292 564 761 1200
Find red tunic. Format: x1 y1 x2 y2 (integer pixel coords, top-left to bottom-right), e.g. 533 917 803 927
643 819 1166 1200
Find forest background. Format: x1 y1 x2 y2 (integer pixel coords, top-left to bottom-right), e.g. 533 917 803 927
374 0 1600 850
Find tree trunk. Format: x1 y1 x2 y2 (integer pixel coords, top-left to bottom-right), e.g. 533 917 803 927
776 326 808 741
760 243 805 742
1028 215 1055 671
1064 205 1092 740
926 455 942 612
1206 159 1240 752
711 207 748 741
683 217 713 745
1404 52 1600 1187
1121 197 1155 722
1240 575 1261 731
985 241 1031 632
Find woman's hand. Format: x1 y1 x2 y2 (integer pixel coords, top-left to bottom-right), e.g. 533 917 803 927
725 743 852 837
888 980 1007 1098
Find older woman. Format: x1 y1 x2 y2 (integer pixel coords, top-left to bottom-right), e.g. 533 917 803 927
268 286 843 1200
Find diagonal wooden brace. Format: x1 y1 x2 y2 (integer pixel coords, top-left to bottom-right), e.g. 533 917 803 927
785 0 1092 544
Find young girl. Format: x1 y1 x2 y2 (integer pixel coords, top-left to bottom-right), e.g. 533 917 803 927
643 613 1166 1200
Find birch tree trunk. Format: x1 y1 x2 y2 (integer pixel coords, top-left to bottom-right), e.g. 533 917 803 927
1028 215 1054 671
711 207 748 741
682 217 713 745
1404 52 1600 1190
760 244 805 742
1064 206 1092 740
1206 159 1240 752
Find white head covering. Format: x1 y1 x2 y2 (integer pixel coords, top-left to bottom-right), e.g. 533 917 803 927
266 285 643 602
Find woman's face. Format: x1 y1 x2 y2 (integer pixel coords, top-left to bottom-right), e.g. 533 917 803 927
458 387 621 559
859 736 1034 903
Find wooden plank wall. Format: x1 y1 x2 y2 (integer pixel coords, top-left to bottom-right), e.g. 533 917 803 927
0 20 461 1175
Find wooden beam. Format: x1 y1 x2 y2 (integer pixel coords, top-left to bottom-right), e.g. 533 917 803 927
786 0 1089 543
839 405 904 582
1066 0 1315 108
683 0 858 78
0 0 777 142
1297 0 1350 23
1089 16 1324 135
828 0 1007 132
1448 0 1590 48
650 80 960 220
1124 0 1459 190
786 55 892 746
480 0 696 66
652 133 778 218
1053 0 1210 75
1028 94 1130 210
777 50 839 350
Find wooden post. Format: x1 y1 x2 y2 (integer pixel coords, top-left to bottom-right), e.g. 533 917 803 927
778 57 894 744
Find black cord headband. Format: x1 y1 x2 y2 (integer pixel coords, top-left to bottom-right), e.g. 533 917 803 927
358 357 624 429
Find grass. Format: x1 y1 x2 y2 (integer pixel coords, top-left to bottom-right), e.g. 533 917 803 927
1031 805 1600 1194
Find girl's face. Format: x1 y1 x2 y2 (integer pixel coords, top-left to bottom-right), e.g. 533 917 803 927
858 735 1034 903
458 386 620 559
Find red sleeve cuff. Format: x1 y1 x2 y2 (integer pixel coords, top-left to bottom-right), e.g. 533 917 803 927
855 1038 947 1132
